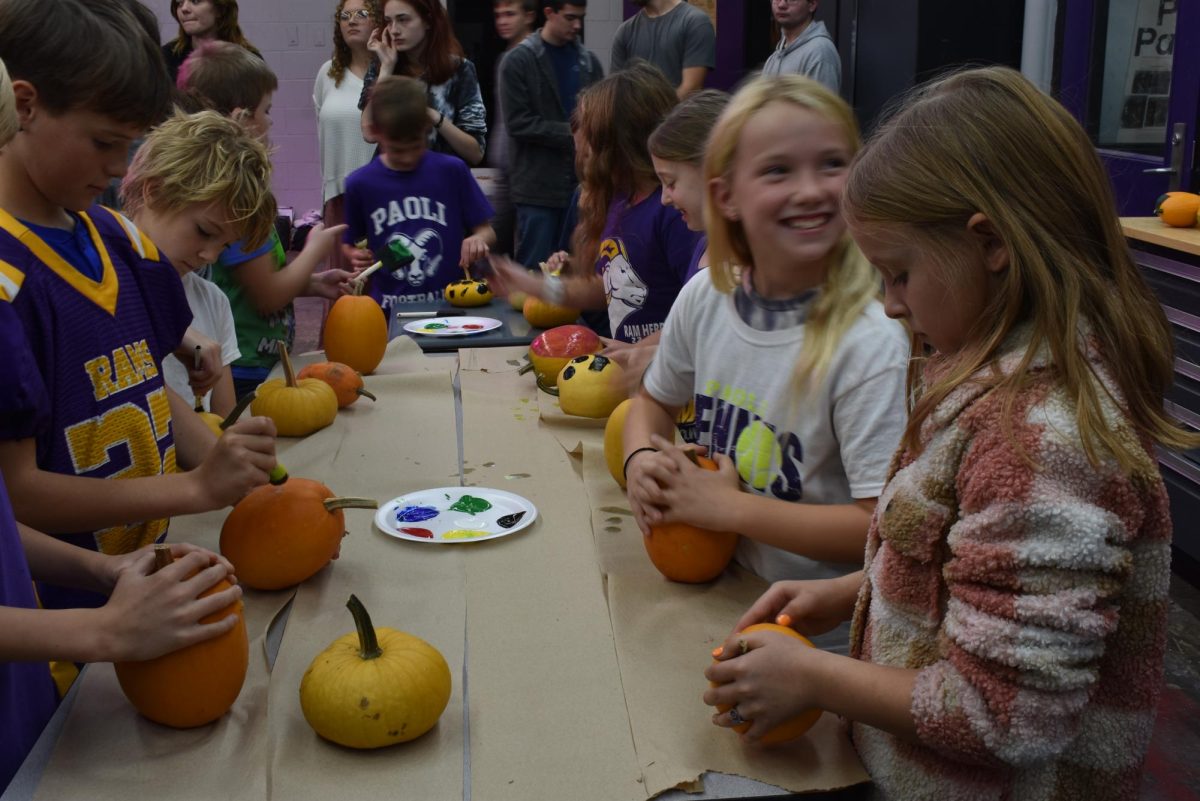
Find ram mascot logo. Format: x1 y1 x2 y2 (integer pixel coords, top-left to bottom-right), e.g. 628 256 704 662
387 229 444 287
599 238 647 334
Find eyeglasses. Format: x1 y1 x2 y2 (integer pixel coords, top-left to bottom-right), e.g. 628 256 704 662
336 9 370 21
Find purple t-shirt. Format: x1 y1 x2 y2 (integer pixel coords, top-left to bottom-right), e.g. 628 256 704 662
0 205 191 610
343 151 494 314
0 305 59 792
596 192 700 343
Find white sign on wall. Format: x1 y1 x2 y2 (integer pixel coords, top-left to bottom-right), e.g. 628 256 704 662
1116 0 1176 145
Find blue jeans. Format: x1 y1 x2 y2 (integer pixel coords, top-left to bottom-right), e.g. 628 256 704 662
515 204 568 270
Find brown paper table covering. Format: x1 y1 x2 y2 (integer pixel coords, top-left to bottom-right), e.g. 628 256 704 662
25 337 866 800
457 347 646 800
33 338 466 801
458 349 867 796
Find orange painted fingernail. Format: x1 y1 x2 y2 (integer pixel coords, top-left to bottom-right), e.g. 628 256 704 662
712 646 723 658
776 614 792 627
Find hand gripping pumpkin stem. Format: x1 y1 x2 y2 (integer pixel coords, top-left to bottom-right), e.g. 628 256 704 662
346 594 384 660
152 543 175 572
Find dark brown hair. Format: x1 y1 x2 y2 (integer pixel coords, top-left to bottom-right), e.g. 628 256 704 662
165 0 262 58
384 0 464 86
0 0 172 127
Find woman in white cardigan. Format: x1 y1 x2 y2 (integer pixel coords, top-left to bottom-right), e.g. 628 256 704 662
314 0 381 271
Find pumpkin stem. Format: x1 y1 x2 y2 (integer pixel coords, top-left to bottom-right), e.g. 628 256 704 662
346 594 383 660
356 388 378 402
277 341 297 388
152 543 174 573
517 361 534 376
323 497 379 512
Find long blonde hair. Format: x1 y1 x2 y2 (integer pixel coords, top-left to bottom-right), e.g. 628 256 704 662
704 74 880 393
843 65 1199 466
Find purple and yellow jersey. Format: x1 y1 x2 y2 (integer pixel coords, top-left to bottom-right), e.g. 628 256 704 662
0 205 191 608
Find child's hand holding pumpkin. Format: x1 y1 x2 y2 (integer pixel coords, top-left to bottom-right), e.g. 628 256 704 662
97 545 242 662
642 433 741 531
732 574 863 641
703 625 830 743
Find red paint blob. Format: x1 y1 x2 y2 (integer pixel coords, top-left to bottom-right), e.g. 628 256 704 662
462 324 483 330
400 527 434 538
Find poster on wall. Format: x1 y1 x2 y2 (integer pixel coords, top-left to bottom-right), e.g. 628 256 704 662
1116 0 1176 145
689 0 716 28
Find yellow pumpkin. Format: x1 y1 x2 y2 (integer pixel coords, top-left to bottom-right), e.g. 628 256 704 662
557 354 626 418
324 294 388 374
713 623 821 744
300 595 452 749
604 398 633 488
443 278 493 307
197 410 224 437
250 343 338 437
523 295 579 329
508 289 528 311
114 546 249 728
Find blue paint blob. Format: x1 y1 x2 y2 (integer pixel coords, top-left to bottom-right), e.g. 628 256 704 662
395 505 439 523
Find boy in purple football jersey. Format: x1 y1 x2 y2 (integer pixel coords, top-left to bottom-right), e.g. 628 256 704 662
342 76 496 315
0 0 278 614
0 51 241 794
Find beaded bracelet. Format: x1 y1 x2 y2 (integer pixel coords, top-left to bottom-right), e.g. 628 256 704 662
622 447 659 482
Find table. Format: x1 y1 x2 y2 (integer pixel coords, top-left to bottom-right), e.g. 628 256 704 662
387 297 542 352
4 339 867 801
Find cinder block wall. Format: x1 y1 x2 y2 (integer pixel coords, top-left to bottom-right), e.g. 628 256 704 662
147 0 624 215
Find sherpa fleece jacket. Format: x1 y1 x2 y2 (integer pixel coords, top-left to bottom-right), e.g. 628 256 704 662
848 326 1171 801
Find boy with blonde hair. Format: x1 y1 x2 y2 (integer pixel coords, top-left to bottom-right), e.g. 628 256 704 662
120 110 276 415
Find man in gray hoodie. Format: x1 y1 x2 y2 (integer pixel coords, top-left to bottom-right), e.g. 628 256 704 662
761 0 840 93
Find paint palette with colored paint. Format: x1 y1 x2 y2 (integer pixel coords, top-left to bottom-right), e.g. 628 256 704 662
374 487 537 544
402 316 502 337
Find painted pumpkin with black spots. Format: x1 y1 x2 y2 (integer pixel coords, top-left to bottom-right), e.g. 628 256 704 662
443 279 493 307
557 354 626 418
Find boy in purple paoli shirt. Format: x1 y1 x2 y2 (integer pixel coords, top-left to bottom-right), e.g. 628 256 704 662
342 76 495 315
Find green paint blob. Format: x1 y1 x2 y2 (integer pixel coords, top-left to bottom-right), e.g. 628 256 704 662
449 494 493 514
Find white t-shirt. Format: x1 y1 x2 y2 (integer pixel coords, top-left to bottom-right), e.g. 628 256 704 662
163 272 240 410
314 62 379 204
643 273 909 586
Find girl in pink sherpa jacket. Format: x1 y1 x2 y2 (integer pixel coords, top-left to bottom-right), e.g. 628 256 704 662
703 66 1200 801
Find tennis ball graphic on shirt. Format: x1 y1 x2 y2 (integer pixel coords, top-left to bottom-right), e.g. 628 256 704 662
735 421 782 491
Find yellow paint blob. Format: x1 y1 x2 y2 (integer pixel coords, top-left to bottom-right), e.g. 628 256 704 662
442 529 489 540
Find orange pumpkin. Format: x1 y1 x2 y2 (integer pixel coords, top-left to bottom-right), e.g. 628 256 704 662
297 361 377 408
219 479 378 590
325 295 388 374
114 546 248 728
644 454 738 583
714 623 821 744
523 295 579 329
